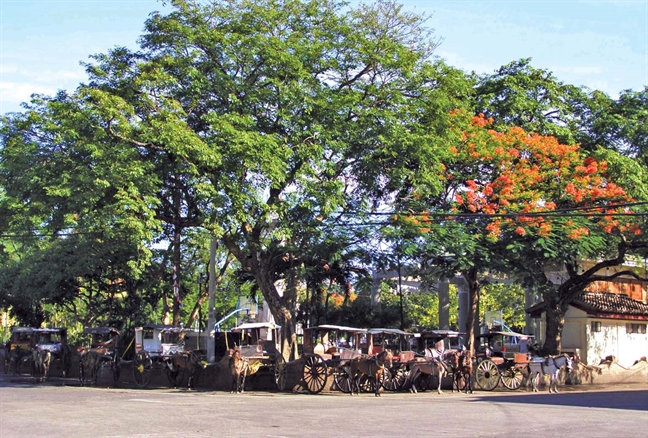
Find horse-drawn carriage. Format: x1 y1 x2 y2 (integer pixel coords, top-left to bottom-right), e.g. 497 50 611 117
78 327 121 386
274 325 368 394
229 322 282 390
4 327 35 374
366 328 417 392
473 330 533 391
403 329 470 393
4 327 70 380
132 324 202 388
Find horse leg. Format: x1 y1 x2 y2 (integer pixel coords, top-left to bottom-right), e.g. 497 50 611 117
373 372 380 397
532 372 539 392
353 373 362 395
42 353 50 382
550 373 558 393
437 370 443 394
467 370 474 394
409 368 419 394
239 367 247 393
230 370 237 393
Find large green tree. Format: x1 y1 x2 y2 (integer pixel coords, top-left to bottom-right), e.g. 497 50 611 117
13 0 459 358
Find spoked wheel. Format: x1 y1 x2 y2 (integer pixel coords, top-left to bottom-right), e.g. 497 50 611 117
273 355 287 391
357 374 375 393
333 367 353 394
166 367 183 387
416 373 436 392
500 367 524 390
382 366 406 391
475 358 500 391
133 351 153 388
302 354 327 394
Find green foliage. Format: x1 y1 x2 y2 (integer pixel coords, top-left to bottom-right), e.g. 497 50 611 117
479 283 526 332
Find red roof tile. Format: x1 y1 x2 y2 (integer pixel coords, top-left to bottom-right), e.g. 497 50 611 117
572 292 648 316
526 292 648 317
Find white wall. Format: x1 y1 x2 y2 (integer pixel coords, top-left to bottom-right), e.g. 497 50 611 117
564 307 648 367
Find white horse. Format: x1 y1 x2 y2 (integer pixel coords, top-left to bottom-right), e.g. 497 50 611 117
408 357 447 394
528 354 573 393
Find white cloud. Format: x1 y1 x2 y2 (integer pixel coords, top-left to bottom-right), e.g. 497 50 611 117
0 82 57 111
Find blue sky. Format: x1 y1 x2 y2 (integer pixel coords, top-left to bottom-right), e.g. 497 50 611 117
1 0 646 114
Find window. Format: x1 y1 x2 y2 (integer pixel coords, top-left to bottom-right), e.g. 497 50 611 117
626 323 647 334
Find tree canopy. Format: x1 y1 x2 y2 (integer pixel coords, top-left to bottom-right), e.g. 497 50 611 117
0 1 645 358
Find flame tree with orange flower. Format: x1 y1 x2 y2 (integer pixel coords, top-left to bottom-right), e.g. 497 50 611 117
393 110 647 355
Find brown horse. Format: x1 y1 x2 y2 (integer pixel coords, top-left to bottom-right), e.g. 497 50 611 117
408 357 447 394
79 347 112 386
453 350 473 394
350 350 393 397
165 350 202 389
229 349 249 393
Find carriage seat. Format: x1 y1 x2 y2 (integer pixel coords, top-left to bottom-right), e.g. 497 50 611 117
313 343 326 355
325 346 338 354
399 351 415 362
371 345 384 355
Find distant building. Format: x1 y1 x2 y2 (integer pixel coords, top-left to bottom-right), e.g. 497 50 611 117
527 279 648 367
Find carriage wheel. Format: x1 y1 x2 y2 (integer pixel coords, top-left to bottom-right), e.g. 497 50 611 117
167 367 183 387
273 355 287 391
500 367 524 390
415 373 434 392
133 351 152 388
475 358 500 391
355 374 372 393
302 354 327 394
383 366 407 391
333 371 353 393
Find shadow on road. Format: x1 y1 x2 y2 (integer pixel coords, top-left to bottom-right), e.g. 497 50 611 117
471 390 648 411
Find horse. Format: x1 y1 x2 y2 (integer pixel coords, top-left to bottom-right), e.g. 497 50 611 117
408 357 447 394
31 347 52 382
165 350 202 389
349 350 393 397
528 354 573 393
79 348 108 386
452 350 473 394
229 349 249 393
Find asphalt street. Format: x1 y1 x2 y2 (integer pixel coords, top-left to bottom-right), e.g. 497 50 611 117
1 372 646 438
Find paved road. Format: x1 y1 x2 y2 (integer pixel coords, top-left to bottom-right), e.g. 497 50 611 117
1 373 646 438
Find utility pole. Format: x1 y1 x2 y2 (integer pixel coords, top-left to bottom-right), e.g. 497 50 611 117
207 237 217 363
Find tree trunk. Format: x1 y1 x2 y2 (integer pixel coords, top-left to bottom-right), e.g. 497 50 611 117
172 187 182 326
463 267 480 355
542 303 566 355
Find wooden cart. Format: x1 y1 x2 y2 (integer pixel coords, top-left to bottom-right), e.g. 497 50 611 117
132 324 201 388
474 330 533 391
79 327 121 386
